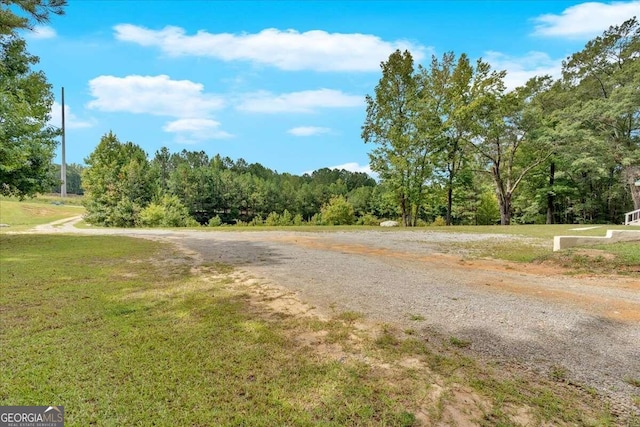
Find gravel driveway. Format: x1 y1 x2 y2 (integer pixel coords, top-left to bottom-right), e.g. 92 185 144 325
36 219 640 416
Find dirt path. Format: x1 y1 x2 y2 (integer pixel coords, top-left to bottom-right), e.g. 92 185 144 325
32 219 640 416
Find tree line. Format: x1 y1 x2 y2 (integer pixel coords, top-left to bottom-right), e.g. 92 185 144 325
80 132 383 227
363 17 639 225
2 1 637 227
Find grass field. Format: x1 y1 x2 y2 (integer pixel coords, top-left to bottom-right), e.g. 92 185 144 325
0 198 84 232
0 234 624 426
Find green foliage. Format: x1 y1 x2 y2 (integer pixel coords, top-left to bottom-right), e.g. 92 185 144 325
207 215 222 227
0 34 59 198
138 195 195 227
0 0 67 34
249 216 263 226
280 209 293 225
432 216 446 226
363 49 433 226
82 132 153 227
476 191 500 225
309 213 323 225
357 213 379 226
264 211 280 226
321 195 355 225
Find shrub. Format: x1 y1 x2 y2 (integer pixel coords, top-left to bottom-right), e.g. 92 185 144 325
280 209 293 226
309 213 323 225
431 216 446 226
321 196 355 225
207 215 223 227
265 212 280 226
249 216 263 226
293 213 304 226
357 213 379 226
139 195 195 227
138 204 164 227
108 198 140 227
476 191 500 225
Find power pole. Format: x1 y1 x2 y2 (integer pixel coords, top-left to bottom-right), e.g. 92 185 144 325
61 87 67 197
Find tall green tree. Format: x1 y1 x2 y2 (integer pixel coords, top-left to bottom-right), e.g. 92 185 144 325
0 34 58 197
363 49 434 226
83 132 152 227
561 17 640 211
469 76 555 225
421 53 504 225
0 0 66 197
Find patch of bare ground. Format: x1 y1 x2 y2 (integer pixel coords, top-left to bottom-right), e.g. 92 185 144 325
191 262 608 426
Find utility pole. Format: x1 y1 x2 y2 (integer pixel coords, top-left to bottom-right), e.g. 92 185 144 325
61 87 67 197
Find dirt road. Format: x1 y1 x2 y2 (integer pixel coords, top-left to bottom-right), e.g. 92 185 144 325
35 219 640 415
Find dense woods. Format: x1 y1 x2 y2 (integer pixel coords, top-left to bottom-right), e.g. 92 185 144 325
363 17 639 226
73 18 639 227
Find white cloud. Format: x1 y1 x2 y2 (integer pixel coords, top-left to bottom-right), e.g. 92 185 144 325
237 89 363 113
49 102 94 129
114 24 428 72
30 25 57 39
162 118 233 143
532 1 640 38
87 74 224 118
484 51 563 89
87 75 230 143
287 126 331 136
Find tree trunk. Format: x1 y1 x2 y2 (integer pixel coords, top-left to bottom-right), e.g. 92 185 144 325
446 185 453 226
546 161 555 224
625 165 640 210
498 192 512 225
400 195 409 227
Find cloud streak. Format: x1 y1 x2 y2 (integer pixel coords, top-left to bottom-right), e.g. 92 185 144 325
162 118 233 143
237 89 363 113
532 1 640 38
484 51 563 89
287 126 331 136
114 24 428 72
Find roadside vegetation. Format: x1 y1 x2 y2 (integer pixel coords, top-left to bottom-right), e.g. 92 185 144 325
1 233 627 426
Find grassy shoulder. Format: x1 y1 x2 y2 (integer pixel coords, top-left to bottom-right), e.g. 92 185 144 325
0 198 85 232
0 234 625 426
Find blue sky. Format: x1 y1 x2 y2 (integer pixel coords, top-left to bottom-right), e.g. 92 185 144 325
23 0 640 175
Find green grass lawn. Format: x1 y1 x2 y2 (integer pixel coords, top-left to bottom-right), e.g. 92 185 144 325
0 198 84 232
0 234 624 426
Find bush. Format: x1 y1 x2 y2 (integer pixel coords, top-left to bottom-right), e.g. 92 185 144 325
309 213 323 225
108 198 141 227
476 191 500 225
431 216 446 226
280 209 293 226
249 216 263 226
321 196 355 225
293 213 304 226
139 195 195 227
357 213 379 226
138 203 165 227
207 215 223 227
265 212 280 226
